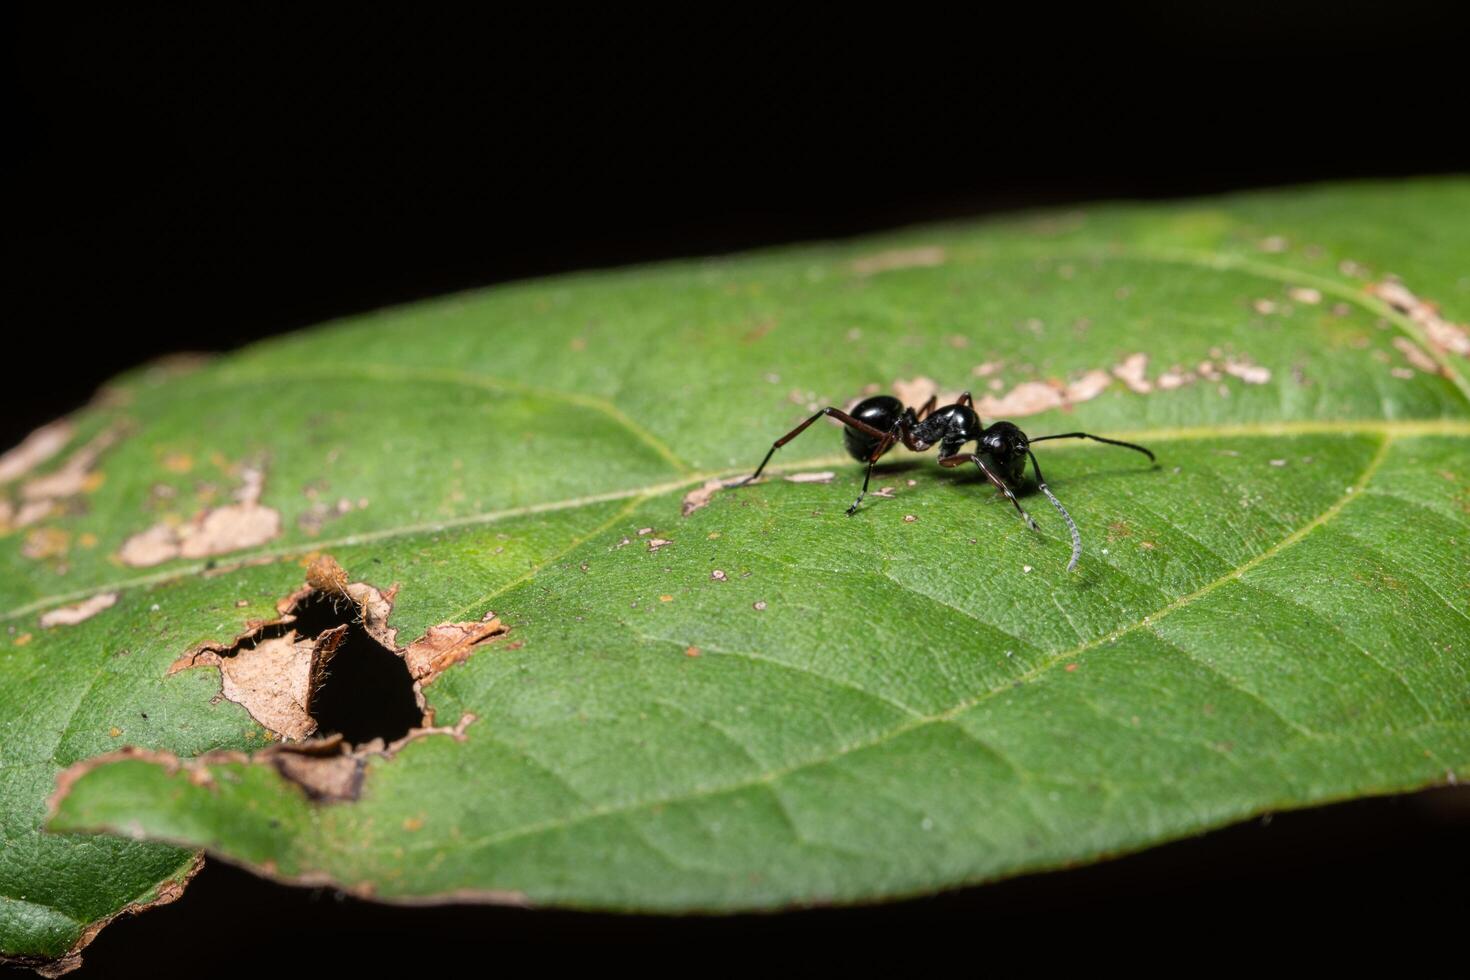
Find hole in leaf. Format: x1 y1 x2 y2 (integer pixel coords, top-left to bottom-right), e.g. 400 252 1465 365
286 593 423 746
175 556 505 755
208 591 423 748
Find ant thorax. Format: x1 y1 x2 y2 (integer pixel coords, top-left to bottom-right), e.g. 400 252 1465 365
912 403 981 452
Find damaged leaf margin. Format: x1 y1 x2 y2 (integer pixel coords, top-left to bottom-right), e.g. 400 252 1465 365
48 710 479 814
2 852 202 979
23 556 508 971
44 724 532 907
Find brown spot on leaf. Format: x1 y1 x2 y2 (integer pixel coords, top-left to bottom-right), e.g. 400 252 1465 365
0 420 74 485
851 245 946 277
1392 336 1440 374
39 592 118 628
1112 353 1153 394
118 464 282 567
116 523 179 567
964 351 1273 416
976 380 1064 416
891 376 943 410
22 527 70 560
1221 358 1271 385
298 496 357 535
1368 279 1470 361
681 478 725 517
784 471 835 484
1063 369 1113 403
21 426 124 502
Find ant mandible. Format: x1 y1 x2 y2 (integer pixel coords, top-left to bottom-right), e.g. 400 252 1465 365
731 390 1155 571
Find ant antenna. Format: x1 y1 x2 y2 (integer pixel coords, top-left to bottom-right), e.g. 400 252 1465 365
1028 450 1082 572
1028 432 1156 462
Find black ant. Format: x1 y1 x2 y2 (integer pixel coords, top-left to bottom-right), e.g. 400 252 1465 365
731 391 1155 571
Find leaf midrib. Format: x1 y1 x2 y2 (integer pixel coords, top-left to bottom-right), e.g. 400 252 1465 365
5 417 1469 623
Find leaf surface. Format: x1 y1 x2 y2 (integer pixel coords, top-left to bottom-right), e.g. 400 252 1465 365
5 179 1470 967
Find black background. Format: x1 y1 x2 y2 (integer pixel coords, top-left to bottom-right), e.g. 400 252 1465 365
4 5 1468 974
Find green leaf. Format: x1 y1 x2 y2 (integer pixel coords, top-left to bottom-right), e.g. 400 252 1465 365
6 178 1470 968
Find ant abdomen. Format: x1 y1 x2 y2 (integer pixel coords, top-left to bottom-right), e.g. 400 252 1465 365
842 395 903 461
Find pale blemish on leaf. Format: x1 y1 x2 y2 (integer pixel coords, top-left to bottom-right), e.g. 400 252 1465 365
118 464 282 567
1220 358 1272 385
1112 353 1153 394
784 471 835 484
298 495 360 535
680 478 725 517
9 425 125 556
851 246 945 277
39 593 118 629
1393 336 1444 374
20 426 122 502
1369 279 1470 360
0 420 74 485
22 527 70 560
891 376 955 409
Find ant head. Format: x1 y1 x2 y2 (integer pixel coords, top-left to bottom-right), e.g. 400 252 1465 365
980 421 1029 460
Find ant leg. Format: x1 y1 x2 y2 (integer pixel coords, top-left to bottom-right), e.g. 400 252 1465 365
956 391 973 409
731 407 892 487
915 394 938 420
846 434 897 515
1027 450 1082 572
1027 432 1155 462
939 453 1037 530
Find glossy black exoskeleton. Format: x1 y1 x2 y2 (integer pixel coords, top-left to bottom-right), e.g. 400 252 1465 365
732 389 1155 571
